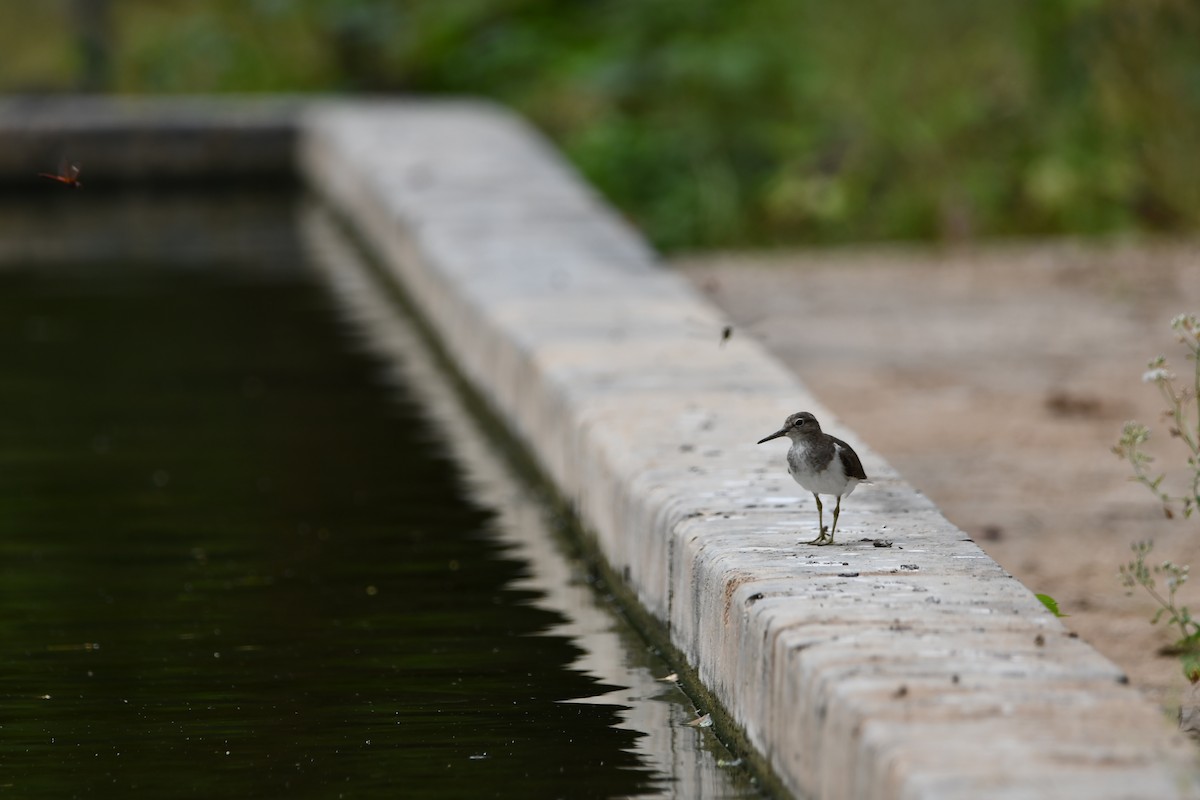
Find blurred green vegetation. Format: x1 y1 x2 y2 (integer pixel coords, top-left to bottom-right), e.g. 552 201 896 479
5 0 1200 251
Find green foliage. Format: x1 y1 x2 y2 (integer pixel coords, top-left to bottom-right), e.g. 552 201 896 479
7 0 1200 250
1114 314 1200 520
1035 593 1068 618
1120 541 1200 681
1115 314 1200 680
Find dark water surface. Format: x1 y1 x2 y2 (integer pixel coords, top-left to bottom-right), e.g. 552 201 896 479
0 196 761 798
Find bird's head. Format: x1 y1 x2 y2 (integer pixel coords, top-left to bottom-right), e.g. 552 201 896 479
757 411 821 444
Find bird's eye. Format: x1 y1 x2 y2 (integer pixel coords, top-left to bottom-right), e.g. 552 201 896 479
794 418 804 426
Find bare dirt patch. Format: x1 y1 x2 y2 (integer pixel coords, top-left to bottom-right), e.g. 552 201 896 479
674 240 1200 713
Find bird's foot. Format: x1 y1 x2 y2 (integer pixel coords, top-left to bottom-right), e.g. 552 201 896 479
803 532 831 546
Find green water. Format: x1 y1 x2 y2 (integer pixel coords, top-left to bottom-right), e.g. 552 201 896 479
0 203 759 798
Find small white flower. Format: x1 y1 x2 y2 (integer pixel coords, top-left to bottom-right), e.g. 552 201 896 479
1170 313 1200 339
1170 313 1197 331
1143 367 1174 383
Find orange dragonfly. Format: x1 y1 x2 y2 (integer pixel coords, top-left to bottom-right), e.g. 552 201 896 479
38 160 82 188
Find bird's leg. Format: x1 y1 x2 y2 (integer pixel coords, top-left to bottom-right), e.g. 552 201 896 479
804 493 829 545
819 495 844 547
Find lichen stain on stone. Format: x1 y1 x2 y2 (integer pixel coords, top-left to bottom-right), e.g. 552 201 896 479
722 571 764 628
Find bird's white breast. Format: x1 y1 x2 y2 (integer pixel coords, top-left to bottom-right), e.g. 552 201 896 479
787 441 859 497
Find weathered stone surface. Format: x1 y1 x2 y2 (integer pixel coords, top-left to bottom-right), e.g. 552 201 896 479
0 95 297 182
300 100 1200 798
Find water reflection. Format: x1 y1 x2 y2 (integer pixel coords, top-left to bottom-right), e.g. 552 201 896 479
0 192 762 798
304 207 763 799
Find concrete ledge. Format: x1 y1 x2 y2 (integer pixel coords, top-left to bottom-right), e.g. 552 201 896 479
299 101 1199 798
0 95 298 183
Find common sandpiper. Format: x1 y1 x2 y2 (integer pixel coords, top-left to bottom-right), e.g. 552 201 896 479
757 411 867 546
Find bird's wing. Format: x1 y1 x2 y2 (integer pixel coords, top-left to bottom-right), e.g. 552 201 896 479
831 437 868 480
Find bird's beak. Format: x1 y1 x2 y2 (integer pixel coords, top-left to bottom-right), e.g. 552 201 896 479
757 428 786 444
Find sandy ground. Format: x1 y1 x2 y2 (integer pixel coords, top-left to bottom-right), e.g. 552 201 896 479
673 240 1200 714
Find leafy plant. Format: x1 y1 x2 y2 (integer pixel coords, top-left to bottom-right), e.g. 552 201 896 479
8 1 1200 250
1114 313 1200 679
1035 593 1068 618
1119 541 1200 681
1114 313 1200 519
